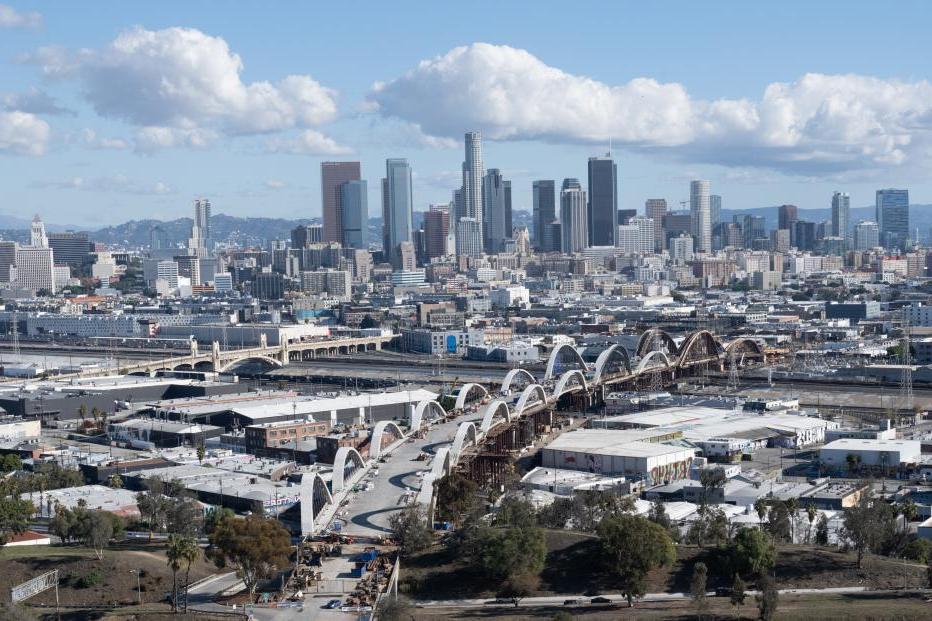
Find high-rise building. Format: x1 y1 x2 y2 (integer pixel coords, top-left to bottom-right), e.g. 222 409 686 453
645 199 667 252
532 180 556 249
794 220 817 251
149 226 168 250
456 218 482 257
30 215 47 248
340 180 368 249
669 234 694 262
831 192 850 242
194 198 211 249
0 241 15 283
321 161 361 244
47 232 90 270
876 188 909 250
156 260 179 290
689 180 711 252
743 215 766 249
663 212 692 246
423 204 450 260
770 229 791 253
778 204 798 232
455 132 484 256
291 224 323 249
710 195 722 230
560 178 588 254
617 209 637 226
617 216 653 254
854 220 880 251
383 159 413 261
504 180 512 240
482 168 508 253
587 156 618 246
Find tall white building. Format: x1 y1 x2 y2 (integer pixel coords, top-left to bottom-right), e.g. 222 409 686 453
831 191 850 242
560 178 588 254
455 218 482 257
14 215 56 292
456 132 484 256
30 215 48 248
669 234 694 262
854 220 880 251
690 180 712 253
194 198 211 249
156 260 179 291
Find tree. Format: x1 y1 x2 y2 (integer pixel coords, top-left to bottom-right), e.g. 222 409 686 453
196 444 206 464
0 496 35 545
435 473 479 525
166 497 202 537
388 506 432 556
805 503 818 544
766 501 792 543
136 477 172 540
0 453 22 473
477 526 546 582
905 538 932 565
756 574 779 621
79 510 113 560
497 571 540 607
730 574 747 609
204 506 235 535
730 527 776 577
108 474 123 489
167 534 184 612
754 498 768 531
842 490 897 569
815 514 829 546
688 506 729 546
207 515 292 595
375 596 414 621
494 497 537 528
537 497 574 529
690 562 708 620
598 514 676 607
168 534 200 612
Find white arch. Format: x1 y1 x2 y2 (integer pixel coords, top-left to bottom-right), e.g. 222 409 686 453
369 420 406 460
635 350 673 375
515 383 548 415
480 399 511 434
593 344 632 383
500 368 536 394
409 399 446 432
430 446 453 479
454 383 489 410
299 472 334 534
450 422 478 464
331 446 365 494
544 343 587 380
217 355 284 373
553 369 587 397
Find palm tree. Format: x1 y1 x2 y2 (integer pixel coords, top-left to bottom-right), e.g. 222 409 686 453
754 498 768 531
785 498 800 543
806 503 817 544
196 444 205 464
166 534 184 612
77 404 88 430
178 536 201 612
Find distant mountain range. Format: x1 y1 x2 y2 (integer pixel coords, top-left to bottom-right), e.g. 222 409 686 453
0 204 923 247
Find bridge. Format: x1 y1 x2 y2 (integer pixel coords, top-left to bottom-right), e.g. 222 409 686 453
71 333 397 378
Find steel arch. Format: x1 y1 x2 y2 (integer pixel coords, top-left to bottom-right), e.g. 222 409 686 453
676 329 724 368
450 422 478 464
453 383 489 410
515 383 548 415
635 329 679 358
409 399 446 432
553 369 587 397
544 343 587 380
331 446 365 494
635 350 673 374
369 420 406 460
500 368 536 394
592 344 632 383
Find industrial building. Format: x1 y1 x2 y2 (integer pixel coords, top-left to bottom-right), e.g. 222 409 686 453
541 429 695 483
820 438 922 475
110 418 224 448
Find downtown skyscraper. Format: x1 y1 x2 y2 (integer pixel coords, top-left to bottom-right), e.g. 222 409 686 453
560 178 588 254
690 180 712 253
645 199 667 252
321 161 361 244
876 188 909 250
457 132 484 256
382 158 413 263
532 180 556 250
587 156 618 246
482 168 508 253
831 191 850 242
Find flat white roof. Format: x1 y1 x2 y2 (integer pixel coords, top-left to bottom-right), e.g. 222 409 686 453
822 438 921 450
546 429 694 458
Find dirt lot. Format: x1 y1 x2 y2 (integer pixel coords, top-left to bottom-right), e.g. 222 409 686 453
412 592 932 620
0 542 219 609
401 529 928 599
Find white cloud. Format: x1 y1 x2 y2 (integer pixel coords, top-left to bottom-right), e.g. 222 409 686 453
81 128 128 150
265 179 286 189
32 174 174 195
2 87 72 116
134 126 216 154
265 129 352 155
0 4 41 29
0 110 49 155
23 26 339 151
368 43 932 175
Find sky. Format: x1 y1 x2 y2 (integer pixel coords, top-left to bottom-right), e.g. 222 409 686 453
3 1 932 226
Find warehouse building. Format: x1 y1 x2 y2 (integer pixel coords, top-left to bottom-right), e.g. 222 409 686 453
541 429 695 483
820 438 922 476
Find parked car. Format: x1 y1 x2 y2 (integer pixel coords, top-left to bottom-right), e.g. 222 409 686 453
590 596 613 604
323 599 342 609
563 599 579 606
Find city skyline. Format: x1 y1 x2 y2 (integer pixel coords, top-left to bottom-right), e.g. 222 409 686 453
5 2 932 224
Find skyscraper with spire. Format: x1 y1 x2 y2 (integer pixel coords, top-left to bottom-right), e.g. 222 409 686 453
456 131 484 256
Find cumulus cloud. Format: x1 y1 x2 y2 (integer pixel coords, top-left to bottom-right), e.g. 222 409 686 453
0 4 41 28
265 129 352 155
368 43 932 175
2 87 73 116
0 110 49 155
134 126 216 154
32 174 174 195
23 26 342 151
81 128 128 150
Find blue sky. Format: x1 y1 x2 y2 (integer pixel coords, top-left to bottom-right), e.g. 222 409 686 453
2 1 932 226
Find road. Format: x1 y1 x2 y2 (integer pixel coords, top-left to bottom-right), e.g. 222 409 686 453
338 407 485 538
416 586 870 609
